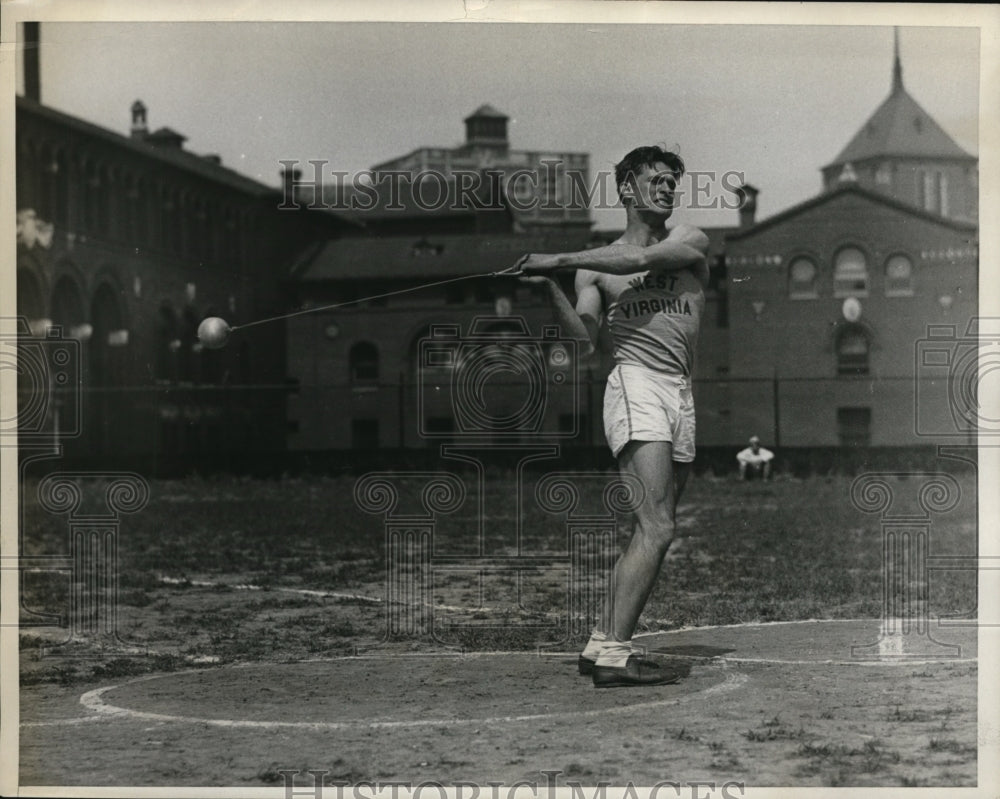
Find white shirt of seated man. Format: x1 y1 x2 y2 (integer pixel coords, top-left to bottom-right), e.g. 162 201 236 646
737 437 774 467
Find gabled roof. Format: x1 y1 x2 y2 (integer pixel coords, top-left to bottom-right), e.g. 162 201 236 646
825 55 974 167
17 96 278 197
294 230 592 281
726 182 977 241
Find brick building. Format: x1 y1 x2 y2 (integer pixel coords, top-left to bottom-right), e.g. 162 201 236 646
15 29 978 466
15 64 353 466
722 42 978 449
285 41 977 457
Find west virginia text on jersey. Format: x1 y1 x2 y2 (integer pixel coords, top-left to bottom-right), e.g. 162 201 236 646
599 267 705 377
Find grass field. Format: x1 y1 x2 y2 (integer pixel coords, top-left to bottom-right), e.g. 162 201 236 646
19 467 978 678
15 465 982 788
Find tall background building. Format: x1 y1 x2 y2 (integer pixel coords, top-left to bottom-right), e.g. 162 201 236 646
15 26 977 471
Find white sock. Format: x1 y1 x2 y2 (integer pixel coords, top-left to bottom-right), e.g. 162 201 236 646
581 629 607 660
595 639 632 668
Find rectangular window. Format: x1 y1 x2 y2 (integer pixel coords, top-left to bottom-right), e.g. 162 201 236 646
923 172 938 213
837 407 871 447
351 418 379 449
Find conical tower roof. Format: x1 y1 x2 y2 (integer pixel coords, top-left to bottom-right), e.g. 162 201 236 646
826 32 973 167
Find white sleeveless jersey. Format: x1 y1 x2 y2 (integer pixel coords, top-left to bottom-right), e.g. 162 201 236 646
598 268 705 376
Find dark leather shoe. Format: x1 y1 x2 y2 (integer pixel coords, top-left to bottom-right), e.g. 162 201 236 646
578 655 595 675
592 654 683 688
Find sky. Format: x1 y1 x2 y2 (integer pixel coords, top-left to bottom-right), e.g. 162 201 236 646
14 16 981 231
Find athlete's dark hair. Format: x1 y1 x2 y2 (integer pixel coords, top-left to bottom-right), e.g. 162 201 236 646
614 145 686 200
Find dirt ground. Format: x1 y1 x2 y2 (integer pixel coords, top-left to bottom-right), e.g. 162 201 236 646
18 620 981 788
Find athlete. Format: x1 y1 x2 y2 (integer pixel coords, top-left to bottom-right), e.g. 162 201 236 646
509 145 710 687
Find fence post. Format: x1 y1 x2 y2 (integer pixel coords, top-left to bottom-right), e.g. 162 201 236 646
773 371 781 449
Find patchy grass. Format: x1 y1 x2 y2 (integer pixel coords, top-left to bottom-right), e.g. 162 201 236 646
16 471 978 683
742 714 808 742
794 738 902 779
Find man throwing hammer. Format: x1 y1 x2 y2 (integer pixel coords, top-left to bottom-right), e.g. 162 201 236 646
508 145 710 687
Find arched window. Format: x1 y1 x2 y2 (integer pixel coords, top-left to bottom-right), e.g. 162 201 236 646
885 254 914 297
833 247 869 298
788 256 818 299
350 341 380 381
836 324 869 376
90 283 125 387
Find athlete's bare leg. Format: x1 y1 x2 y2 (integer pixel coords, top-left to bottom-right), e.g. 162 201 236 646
599 440 680 642
617 456 689 546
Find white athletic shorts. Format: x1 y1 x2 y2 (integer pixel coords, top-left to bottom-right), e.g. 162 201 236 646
603 364 696 462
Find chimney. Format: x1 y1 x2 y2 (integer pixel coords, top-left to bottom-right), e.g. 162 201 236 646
131 100 148 139
24 22 40 102
464 105 509 149
737 183 759 228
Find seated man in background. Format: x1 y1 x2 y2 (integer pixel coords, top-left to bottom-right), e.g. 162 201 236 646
736 435 774 480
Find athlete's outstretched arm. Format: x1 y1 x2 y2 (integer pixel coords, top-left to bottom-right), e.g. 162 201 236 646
521 271 601 357
512 225 710 280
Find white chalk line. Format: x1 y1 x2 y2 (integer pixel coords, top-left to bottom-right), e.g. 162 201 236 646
22 615 979 730
157 575 700 627
158 577 983 648
57 667 748 731
158 576 516 617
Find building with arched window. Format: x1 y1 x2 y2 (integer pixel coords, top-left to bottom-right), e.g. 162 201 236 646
722 39 977 449
15 89 355 466
282 35 977 456
16 28 979 464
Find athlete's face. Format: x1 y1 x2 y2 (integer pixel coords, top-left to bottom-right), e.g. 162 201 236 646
625 162 681 216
